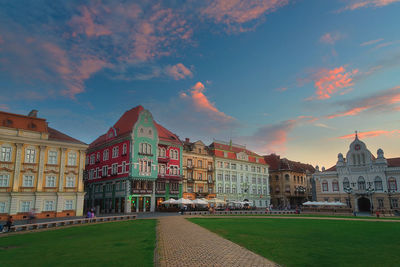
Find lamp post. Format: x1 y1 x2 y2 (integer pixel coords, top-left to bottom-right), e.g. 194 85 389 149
366 186 375 213
344 186 353 209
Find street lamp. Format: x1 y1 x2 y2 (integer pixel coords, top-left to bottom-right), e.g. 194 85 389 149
344 186 353 208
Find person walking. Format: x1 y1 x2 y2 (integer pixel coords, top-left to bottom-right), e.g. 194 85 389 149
2 216 14 233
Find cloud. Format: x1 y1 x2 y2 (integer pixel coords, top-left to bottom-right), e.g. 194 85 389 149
237 116 317 154
309 66 359 100
360 38 384 46
202 0 289 32
276 87 288 92
343 0 400 10
181 82 234 122
314 123 336 130
165 63 193 80
338 130 400 139
0 104 9 110
327 85 400 119
320 32 343 45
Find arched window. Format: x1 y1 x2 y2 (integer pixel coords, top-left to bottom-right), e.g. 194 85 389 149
285 174 289 181
388 178 397 191
358 176 366 190
140 143 152 155
343 177 350 189
322 180 328 192
374 177 383 191
332 180 339 192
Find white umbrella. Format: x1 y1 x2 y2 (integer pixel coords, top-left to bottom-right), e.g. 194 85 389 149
162 198 177 204
192 199 208 205
175 198 193 205
208 198 226 204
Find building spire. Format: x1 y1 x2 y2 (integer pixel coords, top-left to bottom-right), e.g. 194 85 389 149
355 130 358 139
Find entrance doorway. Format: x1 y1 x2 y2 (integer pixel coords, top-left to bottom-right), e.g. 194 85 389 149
139 197 144 212
358 197 371 212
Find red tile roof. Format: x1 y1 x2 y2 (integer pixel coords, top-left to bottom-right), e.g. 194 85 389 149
0 110 48 133
155 122 182 146
48 127 87 145
324 165 337 172
264 154 315 173
264 154 281 170
387 157 400 167
210 141 266 164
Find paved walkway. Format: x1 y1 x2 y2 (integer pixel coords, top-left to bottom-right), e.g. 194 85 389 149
156 216 277 267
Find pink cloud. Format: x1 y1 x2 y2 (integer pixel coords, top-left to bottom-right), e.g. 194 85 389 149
69 6 112 37
165 63 193 80
0 104 9 110
360 38 384 46
338 130 400 139
276 87 288 92
327 85 400 119
320 32 343 45
311 66 359 100
181 82 233 122
202 0 289 32
343 0 400 10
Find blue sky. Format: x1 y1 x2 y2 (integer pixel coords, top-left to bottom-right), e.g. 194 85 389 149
1 0 400 168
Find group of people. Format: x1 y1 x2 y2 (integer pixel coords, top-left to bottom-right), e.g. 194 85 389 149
1 215 13 233
86 209 96 220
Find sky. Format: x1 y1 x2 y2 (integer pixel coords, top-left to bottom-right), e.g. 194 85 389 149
1 0 400 169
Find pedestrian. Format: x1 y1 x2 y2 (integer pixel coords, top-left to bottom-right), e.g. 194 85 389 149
87 210 91 218
376 211 380 218
2 216 13 233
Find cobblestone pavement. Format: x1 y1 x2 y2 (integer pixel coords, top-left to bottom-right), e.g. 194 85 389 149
156 216 277 267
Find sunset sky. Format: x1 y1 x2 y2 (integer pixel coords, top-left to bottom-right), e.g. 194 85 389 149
1 0 400 169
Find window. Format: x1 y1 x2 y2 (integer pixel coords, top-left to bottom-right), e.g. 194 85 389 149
66 176 75 187
89 169 94 179
275 186 280 193
68 152 77 166
140 143 152 155
232 187 236 194
102 166 108 177
225 185 230 194
218 185 223 193
0 202 6 213
0 174 10 187
96 152 100 161
251 166 255 172
374 177 383 191
232 175 237 182
225 174 230 181
90 154 95 165
343 177 350 189
122 162 127 173
25 148 36 163
46 176 56 187
218 173 222 181
262 178 267 184
252 177 256 184
1 146 12 162
388 178 397 191
245 165 248 171
48 151 57 164
23 175 34 187
65 200 74 210
103 149 109 161
123 144 127 155
285 174 289 181
20 201 31 212
358 177 366 190
231 164 236 170
187 159 193 167
112 164 118 175
332 180 339 192
257 178 261 184
252 186 257 194
218 161 223 168
198 160 202 168
112 146 119 158
322 180 328 192
391 198 399 208
285 185 290 192
378 198 384 209
85 156 89 165
139 159 151 174
224 162 229 169
44 200 55 211
198 173 203 180
257 167 260 173
275 175 279 181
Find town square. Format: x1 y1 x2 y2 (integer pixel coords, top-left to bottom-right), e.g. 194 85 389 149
1 1 400 266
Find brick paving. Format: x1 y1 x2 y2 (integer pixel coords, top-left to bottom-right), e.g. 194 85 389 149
156 216 277 267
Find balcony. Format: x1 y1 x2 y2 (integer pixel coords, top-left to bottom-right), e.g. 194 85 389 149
138 152 153 156
156 190 166 194
170 190 179 195
158 157 169 163
132 189 153 194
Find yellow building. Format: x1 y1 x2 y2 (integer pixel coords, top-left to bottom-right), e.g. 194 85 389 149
0 110 87 221
182 139 215 200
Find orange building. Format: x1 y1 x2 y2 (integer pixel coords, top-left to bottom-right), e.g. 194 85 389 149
182 139 215 200
0 110 87 220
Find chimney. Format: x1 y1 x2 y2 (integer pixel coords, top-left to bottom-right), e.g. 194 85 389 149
28 110 38 117
185 138 190 143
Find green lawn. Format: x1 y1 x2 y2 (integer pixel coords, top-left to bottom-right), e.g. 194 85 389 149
206 213 400 220
0 220 156 267
189 218 400 267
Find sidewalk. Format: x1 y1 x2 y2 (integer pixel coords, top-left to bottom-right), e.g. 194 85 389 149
156 216 277 267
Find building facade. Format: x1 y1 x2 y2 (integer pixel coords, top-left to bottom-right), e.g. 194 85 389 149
182 139 215 200
84 106 182 213
209 140 270 208
0 110 87 220
313 133 400 213
264 154 315 208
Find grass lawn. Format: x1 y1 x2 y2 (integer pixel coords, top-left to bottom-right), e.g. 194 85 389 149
206 213 400 220
189 218 400 267
0 219 156 267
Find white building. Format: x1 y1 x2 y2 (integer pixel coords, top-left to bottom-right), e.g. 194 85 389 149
313 133 400 213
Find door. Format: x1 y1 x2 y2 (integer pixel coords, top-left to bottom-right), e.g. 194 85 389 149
139 197 144 212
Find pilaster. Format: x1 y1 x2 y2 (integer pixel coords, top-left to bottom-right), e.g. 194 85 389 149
9 193 19 215
151 181 155 212
58 148 67 192
76 192 85 216
56 193 64 212
78 150 85 192
124 180 131 213
36 145 47 191
12 143 23 192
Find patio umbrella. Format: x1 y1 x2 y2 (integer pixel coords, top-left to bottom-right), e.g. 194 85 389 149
175 198 193 205
208 198 226 204
192 199 208 205
162 198 177 204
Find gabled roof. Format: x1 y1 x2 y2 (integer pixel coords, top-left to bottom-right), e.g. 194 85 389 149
387 157 400 167
113 105 144 137
324 165 337 172
0 110 47 133
155 122 182 146
48 127 87 145
264 154 315 173
210 141 266 164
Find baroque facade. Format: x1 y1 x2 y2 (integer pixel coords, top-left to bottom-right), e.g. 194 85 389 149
84 106 182 213
0 110 87 220
313 133 400 213
182 139 215 200
209 140 270 208
264 154 315 208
